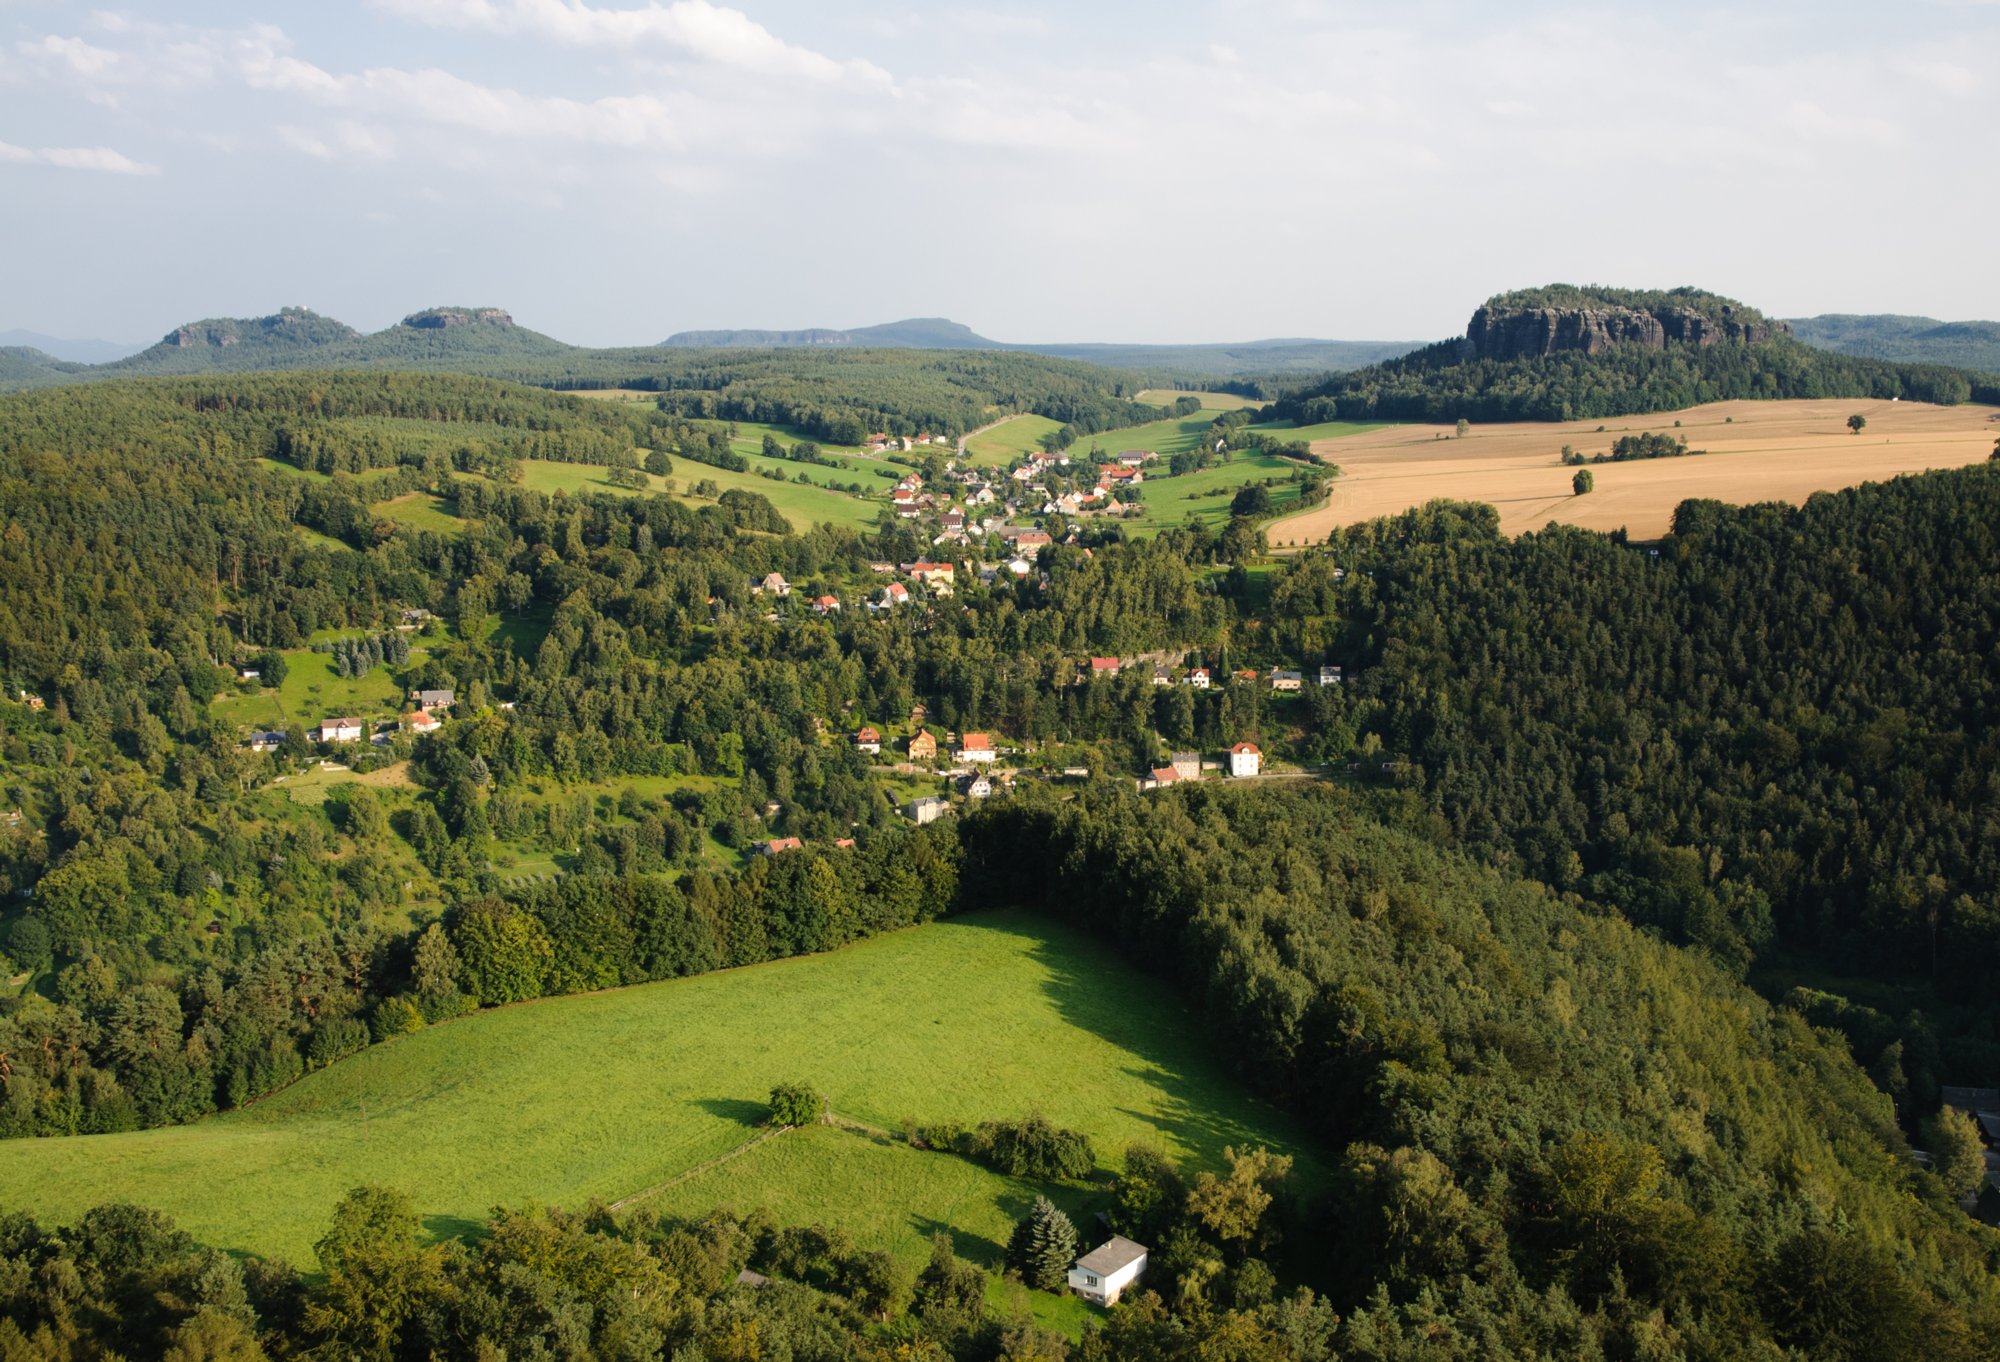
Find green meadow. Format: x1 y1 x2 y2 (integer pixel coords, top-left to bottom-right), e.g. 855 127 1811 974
0 912 1317 1275
1133 390 1265 411
516 459 882 534
370 491 467 536
964 414 1066 467
212 639 438 733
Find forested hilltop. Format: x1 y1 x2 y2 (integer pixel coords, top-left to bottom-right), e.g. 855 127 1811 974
0 307 1174 444
5 369 2000 1356
1790 312 2000 373
1267 284 2000 423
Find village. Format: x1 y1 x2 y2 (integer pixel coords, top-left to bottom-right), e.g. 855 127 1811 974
208 429 1356 869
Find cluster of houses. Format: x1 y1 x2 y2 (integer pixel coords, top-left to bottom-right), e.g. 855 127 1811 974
864 432 950 453
1081 657 1346 691
303 688 456 748
1140 742 1263 787
749 834 859 856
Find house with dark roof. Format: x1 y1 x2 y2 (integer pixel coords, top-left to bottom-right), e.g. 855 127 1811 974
904 795 948 825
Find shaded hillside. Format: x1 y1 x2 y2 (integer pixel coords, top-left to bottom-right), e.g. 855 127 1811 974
964 782 2000 1358
1792 313 2000 373
1270 284 1998 423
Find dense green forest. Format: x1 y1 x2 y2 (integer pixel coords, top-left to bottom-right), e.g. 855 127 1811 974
7 365 2000 1356
962 783 2000 1358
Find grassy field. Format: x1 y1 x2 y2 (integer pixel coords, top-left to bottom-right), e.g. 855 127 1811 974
1265 397 2000 544
370 491 466 536
516 460 881 534
1067 409 1227 462
212 645 426 732
1129 450 1308 538
1135 389 1264 411
964 414 1066 467
269 760 418 806
0 912 1317 1280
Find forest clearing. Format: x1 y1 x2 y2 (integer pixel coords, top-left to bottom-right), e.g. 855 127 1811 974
0 912 1312 1269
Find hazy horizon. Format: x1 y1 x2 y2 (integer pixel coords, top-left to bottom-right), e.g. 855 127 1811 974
4 0 1995 347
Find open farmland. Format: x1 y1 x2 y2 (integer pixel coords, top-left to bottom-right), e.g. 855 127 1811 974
0 912 1315 1270
1268 397 2000 543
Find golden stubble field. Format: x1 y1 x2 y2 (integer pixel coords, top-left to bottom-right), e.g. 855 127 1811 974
1269 398 2000 544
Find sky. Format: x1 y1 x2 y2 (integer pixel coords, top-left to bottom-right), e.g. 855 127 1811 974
2 0 1996 347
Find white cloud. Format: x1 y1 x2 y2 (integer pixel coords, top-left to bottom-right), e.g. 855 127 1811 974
369 0 890 85
1897 57 1979 96
24 35 121 78
277 120 397 161
0 140 158 174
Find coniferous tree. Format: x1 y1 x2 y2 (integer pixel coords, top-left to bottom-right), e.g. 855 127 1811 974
1007 1195 1078 1292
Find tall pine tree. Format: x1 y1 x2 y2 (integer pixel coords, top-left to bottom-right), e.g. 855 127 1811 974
1006 1195 1078 1292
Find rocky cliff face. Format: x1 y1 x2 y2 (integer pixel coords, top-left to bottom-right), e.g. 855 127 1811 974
401 307 516 330
1464 304 1786 360
163 308 358 350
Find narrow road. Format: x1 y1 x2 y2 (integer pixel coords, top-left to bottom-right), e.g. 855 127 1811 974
957 415 1015 457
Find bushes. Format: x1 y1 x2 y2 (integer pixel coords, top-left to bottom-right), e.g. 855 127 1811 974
967 1114 1096 1181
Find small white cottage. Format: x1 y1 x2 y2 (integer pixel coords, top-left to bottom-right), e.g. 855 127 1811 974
1068 1236 1148 1306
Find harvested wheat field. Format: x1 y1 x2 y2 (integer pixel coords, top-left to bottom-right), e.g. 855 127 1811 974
1270 398 2000 544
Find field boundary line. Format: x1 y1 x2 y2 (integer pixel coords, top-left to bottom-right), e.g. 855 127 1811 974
608 1111 899 1212
610 1124 794 1210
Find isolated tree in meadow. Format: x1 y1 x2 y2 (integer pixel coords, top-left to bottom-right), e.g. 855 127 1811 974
769 1081 827 1126
1849 413 1867 435
1231 484 1273 518
1007 1195 1079 1292
1924 1105 1987 1199
1455 418 1470 438
1573 469 1595 496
